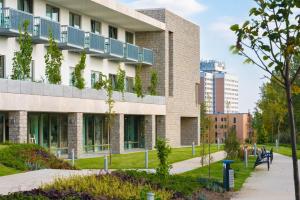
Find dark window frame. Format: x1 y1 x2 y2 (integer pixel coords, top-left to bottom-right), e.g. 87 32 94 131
0 55 5 79
46 4 60 22
91 20 101 34
109 26 118 39
69 12 81 29
18 0 33 13
125 31 134 44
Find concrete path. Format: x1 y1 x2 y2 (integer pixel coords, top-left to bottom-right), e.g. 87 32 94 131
232 153 299 200
0 151 226 195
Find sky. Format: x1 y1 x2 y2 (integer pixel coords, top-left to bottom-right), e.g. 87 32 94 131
119 0 265 113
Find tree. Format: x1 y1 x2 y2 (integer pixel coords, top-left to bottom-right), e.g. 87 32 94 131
115 67 126 96
148 69 158 96
200 103 208 167
72 51 86 89
134 65 144 98
11 20 33 80
155 137 172 179
224 128 240 160
45 31 63 84
231 1 300 198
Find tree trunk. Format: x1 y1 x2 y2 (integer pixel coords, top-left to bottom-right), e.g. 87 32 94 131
285 81 300 200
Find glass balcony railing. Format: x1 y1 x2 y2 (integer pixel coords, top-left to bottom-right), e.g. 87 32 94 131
60 25 85 50
140 48 154 65
125 43 139 62
85 32 106 55
107 38 124 59
33 17 60 43
0 7 34 36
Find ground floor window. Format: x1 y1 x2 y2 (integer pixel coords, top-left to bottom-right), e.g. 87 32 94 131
27 113 68 154
0 55 5 79
83 114 109 152
124 115 145 150
0 113 8 143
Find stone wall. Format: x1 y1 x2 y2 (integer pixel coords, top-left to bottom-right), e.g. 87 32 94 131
8 111 27 143
181 117 199 145
68 113 83 158
144 115 155 150
111 114 124 154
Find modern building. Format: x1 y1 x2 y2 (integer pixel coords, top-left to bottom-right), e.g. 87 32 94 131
208 113 252 143
0 0 200 158
200 60 239 114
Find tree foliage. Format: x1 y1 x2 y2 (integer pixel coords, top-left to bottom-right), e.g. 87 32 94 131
115 67 126 96
11 20 33 80
231 1 300 198
155 137 172 179
45 31 63 84
224 128 240 160
134 65 144 98
148 69 158 96
72 51 86 89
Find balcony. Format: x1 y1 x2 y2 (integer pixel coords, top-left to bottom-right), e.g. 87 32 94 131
85 32 106 56
32 17 60 44
58 25 85 51
106 38 125 60
124 43 139 63
0 7 34 37
139 48 154 66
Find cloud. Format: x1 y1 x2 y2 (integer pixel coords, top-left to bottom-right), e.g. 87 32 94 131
123 0 207 18
209 16 238 41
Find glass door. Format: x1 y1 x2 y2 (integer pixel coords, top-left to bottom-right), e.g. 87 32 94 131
50 115 59 151
28 114 39 144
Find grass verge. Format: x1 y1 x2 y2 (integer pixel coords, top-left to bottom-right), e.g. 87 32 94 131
75 145 222 169
0 164 21 177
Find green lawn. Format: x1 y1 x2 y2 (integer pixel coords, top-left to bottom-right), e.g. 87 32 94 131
0 164 22 177
75 145 222 169
182 157 256 191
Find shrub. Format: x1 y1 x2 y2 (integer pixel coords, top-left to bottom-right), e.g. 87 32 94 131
134 65 144 98
224 128 240 159
115 67 126 96
72 51 86 89
0 144 74 171
155 138 172 178
148 69 158 96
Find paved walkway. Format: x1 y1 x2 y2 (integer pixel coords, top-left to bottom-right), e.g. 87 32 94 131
232 153 299 200
0 151 226 195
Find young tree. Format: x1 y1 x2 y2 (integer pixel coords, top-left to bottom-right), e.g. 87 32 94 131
148 69 158 96
134 65 144 98
231 1 300 198
155 137 172 179
72 51 86 89
224 128 240 160
200 102 208 167
45 31 63 84
115 67 126 96
11 20 33 80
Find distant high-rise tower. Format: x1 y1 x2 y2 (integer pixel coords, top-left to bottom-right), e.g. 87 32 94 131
200 60 239 114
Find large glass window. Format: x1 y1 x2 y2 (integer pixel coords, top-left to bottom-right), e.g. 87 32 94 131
91 71 102 89
0 0 3 8
18 0 33 13
126 77 134 93
109 74 117 90
125 31 134 44
109 26 118 39
46 4 59 22
69 13 81 29
0 55 4 79
124 115 145 150
91 20 101 34
83 115 109 152
27 113 68 154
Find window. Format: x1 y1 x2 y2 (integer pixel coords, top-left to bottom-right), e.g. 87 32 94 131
31 60 35 82
126 77 134 93
109 74 117 90
18 0 33 13
46 5 59 22
109 26 118 39
233 117 237 123
0 55 4 78
69 67 75 86
91 71 101 89
0 0 3 8
125 31 134 44
91 20 101 34
69 13 81 29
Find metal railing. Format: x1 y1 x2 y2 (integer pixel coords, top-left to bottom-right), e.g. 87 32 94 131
141 48 154 65
108 38 124 58
125 43 139 61
33 17 60 41
0 7 34 34
61 25 85 48
85 32 106 53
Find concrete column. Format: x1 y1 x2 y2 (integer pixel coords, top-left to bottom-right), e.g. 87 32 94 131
68 113 83 159
156 115 166 139
9 111 27 143
111 114 124 154
145 115 156 150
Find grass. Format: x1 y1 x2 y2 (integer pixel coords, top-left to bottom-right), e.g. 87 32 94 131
0 164 21 177
182 157 256 191
75 145 222 169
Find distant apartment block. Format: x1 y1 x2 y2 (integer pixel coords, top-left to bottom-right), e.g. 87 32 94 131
0 0 200 158
200 60 239 114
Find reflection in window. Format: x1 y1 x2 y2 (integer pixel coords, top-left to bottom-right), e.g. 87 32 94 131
46 4 59 22
126 77 134 93
91 20 101 34
18 0 33 13
109 26 118 39
125 31 134 44
69 13 81 29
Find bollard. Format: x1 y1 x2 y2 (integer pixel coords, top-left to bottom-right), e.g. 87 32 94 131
147 192 155 200
276 139 279 151
244 148 248 168
104 155 108 172
145 149 149 169
192 142 195 156
254 143 257 157
71 148 75 166
217 138 220 150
